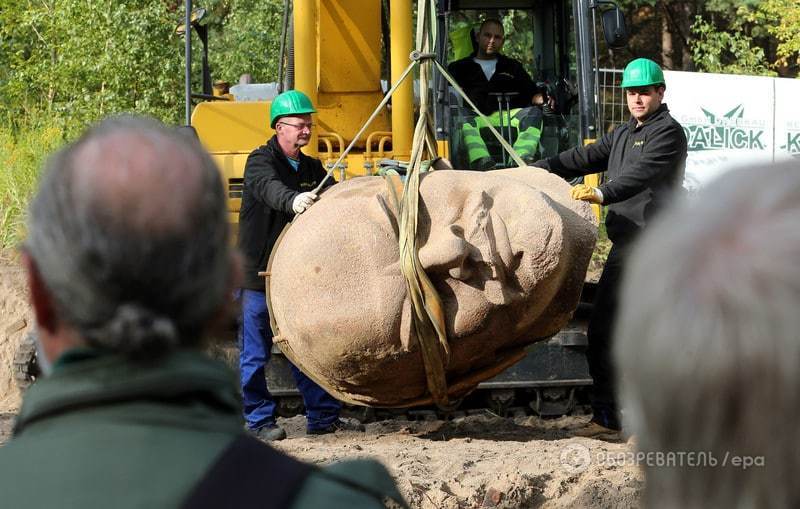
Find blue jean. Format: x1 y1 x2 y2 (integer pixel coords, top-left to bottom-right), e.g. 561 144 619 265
238 289 341 431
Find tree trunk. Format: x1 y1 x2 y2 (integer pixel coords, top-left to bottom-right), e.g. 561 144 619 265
660 2 674 69
679 2 694 70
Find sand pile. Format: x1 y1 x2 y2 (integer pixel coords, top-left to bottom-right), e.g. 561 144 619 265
274 413 642 508
0 263 30 413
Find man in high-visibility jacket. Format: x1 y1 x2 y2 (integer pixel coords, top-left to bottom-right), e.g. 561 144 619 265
448 18 546 170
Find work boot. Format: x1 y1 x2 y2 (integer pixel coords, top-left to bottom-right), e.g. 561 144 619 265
254 424 287 442
569 421 621 441
307 417 366 435
470 156 496 171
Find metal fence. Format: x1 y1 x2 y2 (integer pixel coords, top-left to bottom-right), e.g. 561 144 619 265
597 68 626 134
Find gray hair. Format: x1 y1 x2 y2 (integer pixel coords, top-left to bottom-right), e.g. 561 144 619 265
26 115 233 356
615 160 800 508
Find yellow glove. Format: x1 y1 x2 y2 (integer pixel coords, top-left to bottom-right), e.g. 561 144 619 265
570 184 602 204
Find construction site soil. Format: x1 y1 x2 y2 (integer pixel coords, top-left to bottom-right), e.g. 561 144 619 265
0 255 641 508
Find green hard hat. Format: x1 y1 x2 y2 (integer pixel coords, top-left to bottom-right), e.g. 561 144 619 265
270 90 316 128
620 58 665 88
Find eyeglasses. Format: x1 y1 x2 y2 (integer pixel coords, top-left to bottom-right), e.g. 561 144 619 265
278 121 314 130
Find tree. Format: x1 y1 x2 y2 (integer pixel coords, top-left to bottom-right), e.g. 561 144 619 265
688 0 800 76
208 0 285 85
0 0 286 132
690 14 775 76
607 0 793 75
756 0 800 74
0 2 189 129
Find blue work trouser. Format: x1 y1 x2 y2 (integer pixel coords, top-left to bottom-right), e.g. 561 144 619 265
238 289 341 431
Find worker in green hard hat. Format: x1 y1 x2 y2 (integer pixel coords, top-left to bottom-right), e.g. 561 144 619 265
533 57 688 440
237 89 364 441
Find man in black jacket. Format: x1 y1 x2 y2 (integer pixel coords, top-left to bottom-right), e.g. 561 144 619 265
238 90 363 441
448 18 546 169
534 58 688 439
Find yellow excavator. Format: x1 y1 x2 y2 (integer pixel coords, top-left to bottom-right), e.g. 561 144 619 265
180 0 628 418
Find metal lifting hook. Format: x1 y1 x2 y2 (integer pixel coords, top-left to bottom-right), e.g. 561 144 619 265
409 50 436 62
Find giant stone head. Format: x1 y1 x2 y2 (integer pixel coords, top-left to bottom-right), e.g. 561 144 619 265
267 167 597 407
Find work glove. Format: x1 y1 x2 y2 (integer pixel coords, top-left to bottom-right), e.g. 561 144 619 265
292 192 317 214
570 184 603 204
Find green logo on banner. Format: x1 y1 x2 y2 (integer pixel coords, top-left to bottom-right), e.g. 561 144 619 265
683 105 766 152
780 131 800 155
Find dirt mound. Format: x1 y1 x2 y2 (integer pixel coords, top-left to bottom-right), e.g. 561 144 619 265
0 260 30 413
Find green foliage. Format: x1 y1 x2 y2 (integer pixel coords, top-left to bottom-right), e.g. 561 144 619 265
684 0 799 75
0 1 286 244
690 14 776 76
501 10 536 72
587 212 611 282
756 0 800 69
208 0 284 84
0 1 186 129
0 116 66 248
0 0 288 129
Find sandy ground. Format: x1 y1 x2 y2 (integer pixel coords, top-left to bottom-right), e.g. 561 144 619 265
0 261 28 413
272 414 642 508
0 257 642 507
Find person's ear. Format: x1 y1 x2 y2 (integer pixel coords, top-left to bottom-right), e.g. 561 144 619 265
22 251 59 335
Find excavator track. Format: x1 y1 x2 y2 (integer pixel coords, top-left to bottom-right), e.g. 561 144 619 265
13 332 40 390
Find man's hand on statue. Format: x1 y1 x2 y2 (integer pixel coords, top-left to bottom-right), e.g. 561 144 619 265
570 184 603 204
292 192 318 214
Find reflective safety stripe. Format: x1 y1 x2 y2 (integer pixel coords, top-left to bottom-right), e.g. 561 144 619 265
462 123 490 162
472 108 523 129
513 127 543 157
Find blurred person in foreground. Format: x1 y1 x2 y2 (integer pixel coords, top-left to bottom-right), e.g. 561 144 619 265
615 160 800 508
0 116 406 509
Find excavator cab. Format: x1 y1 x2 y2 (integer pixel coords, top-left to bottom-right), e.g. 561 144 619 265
434 0 627 173
435 1 582 169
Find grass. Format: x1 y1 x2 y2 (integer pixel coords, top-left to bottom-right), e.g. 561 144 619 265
0 120 65 249
586 211 612 282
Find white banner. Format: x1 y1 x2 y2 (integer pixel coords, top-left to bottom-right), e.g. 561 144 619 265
774 77 800 163
663 70 781 190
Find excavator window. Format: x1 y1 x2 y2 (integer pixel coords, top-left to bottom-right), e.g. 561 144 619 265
436 1 580 169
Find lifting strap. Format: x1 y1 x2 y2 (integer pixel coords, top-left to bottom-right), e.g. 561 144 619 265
384 173 451 409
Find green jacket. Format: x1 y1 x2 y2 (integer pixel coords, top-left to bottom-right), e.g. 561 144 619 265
0 348 406 508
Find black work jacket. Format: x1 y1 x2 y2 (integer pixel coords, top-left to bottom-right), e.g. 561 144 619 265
535 104 687 245
238 136 330 290
447 54 541 115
